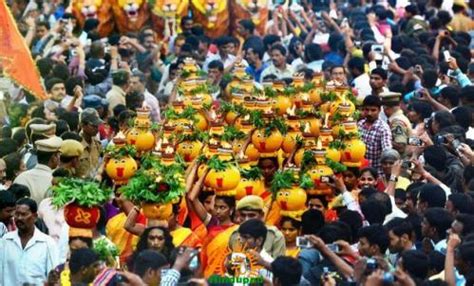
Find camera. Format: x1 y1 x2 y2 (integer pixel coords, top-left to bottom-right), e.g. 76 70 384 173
296 236 313 248
320 176 331 183
189 249 200 271
408 136 423 146
366 258 378 271
452 139 461 151
402 160 413 170
326 243 339 252
371 44 384 53
435 135 446 145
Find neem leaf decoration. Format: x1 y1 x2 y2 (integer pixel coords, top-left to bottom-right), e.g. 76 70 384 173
207 155 228 172
163 108 179 120
283 87 297 96
221 126 246 142
249 110 265 129
329 140 346 150
264 86 277 98
300 82 315 92
119 162 185 204
326 157 347 173
270 170 297 196
299 173 315 190
51 178 113 208
301 150 317 170
93 238 119 263
321 91 337 102
105 144 137 159
240 167 263 180
264 117 288 137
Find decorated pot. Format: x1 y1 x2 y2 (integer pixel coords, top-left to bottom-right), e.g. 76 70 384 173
64 203 101 229
276 186 307 219
205 165 241 192
341 138 366 167
251 129 283 153
127 128 155 152
105 155 138 185
235 178 266 200
142 202 173 220
176 140 204 163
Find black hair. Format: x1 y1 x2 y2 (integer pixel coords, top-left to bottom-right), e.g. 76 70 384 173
390 221 414 240
362 95 382 108
270 44 287 56
452 107 472 131
69 236 93 248
238 219 267 245
348 57 365 73
262 34 281 50
361 199 387 224
422 69 438 89
359 186 378 201
3 152 23 181
55 119 70 137
358 224 390 253
418 183 446 208
133 250 168 277
317 222 350 243
238 19 255 34
371 68 388 80
69 248 100 275
449 193 474 215
215 195 236 214
36 58 54 78
16 197 37 213
45 77 65 92
400 250 429 280
371 192 393 216
61 131 82 141
52 63 70 81
280 216 302 230
423 146 448 172
338 210 363 244
7 184 30 201
36 150 56 165
456 214 474 236
304 43 323 62
410 101 433 120
58 111 80 132
424 207 454 240
12 128 27 146
405 4 419 15
208 60 224 72
301 209 325 235
215 36 233 48
112 70 130 86
0 190 16 210
428 251 446 274
307 195 328 208
440 86 460 107
271 256 302 285
125 90 144 111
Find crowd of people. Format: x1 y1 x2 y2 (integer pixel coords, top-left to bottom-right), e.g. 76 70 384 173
1 0 474 285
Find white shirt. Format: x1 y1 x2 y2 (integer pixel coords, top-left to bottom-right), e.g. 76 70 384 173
203 53 248 71
14 164 53 204
143 90 161 122
384 195 408 225
260 64 295 82
0 228 59 285
38 198 65 243
352 73 372 99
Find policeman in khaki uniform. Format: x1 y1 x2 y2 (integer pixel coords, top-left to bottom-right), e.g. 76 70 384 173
77 108 103 179
23 123 57 170
229 195 286 259
381 92 413 155
14 136 63 204
59 139 85 176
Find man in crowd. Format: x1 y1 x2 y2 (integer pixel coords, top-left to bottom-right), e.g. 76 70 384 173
260 44 294 81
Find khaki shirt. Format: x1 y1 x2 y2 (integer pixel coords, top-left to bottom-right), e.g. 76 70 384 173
106 85 126 115
76 136 102 179
13 164 53 204
389 109 412 144
229 225 286 259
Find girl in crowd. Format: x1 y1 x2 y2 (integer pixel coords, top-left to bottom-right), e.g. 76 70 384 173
280 216 302 258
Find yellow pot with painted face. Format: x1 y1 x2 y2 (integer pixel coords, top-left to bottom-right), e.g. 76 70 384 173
126 128 155 152
205 165 241 192
235 178 266 200
176 140 204 163
233 140 260 162
341 138 366 167
306 165 334 195
276 186 307 218
105 155 138 185
272 96 292 116
251 129 283 153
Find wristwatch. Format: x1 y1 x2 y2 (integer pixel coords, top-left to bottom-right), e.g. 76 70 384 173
389 174 398 182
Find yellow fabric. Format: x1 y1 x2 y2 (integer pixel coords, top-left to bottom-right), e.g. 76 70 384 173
60 269 93 286
396 176 411 190
264 197 281 226
203 225 239 278
285 247 301 258
105 213 138 263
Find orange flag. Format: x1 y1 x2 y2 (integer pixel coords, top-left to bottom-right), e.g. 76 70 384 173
0 1 47 100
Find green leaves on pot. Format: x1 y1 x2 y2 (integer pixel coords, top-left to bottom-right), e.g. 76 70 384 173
221 126 246 142
240 167 263 180
51 178 113 208
264 117 288 137
105 144 137 159
299 173 315 190
207 155 229 172
326 158 347 173
119 162 185 204
270 170 297 195
93 238 119 264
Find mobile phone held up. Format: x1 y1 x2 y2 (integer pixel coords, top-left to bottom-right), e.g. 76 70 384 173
296 236 313 248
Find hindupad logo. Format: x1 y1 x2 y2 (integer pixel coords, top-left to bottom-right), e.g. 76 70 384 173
208 275 265 285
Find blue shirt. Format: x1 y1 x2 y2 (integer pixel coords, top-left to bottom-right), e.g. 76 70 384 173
246 62 269 82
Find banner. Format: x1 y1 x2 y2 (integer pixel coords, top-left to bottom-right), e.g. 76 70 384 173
0 1 47 100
